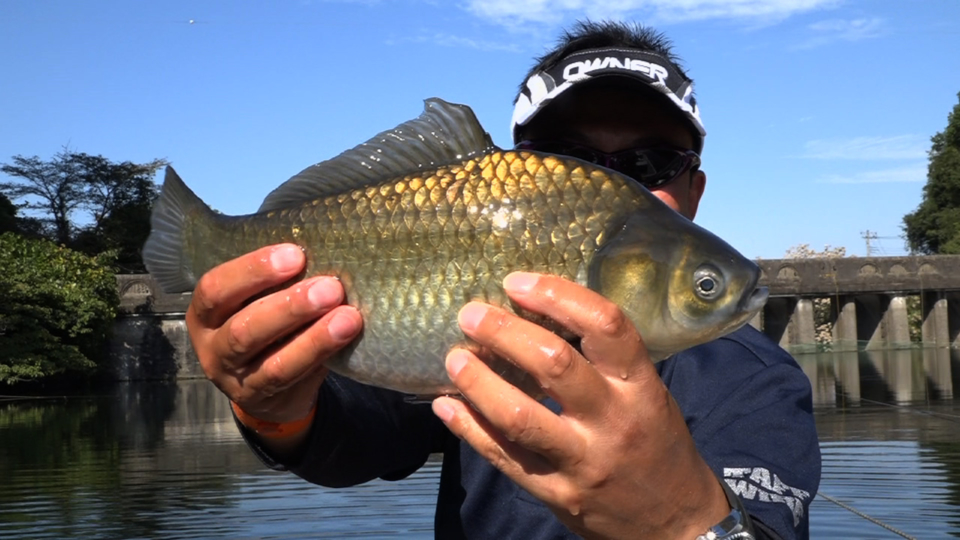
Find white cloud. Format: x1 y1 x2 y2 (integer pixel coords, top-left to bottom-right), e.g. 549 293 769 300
816 164 927 184
429 33 522 52
801 135 928 160
793 17 885 49
465 0 840 26
385 33 521 52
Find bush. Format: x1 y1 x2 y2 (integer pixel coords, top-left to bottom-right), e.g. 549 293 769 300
0 233 119 383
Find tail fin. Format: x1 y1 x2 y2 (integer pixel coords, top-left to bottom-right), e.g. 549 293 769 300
143 166 215 293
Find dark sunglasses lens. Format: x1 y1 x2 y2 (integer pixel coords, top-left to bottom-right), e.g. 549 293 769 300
613 149 691 187
517 141 696 188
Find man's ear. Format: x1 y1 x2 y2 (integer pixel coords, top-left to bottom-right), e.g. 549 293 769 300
687 169 706 220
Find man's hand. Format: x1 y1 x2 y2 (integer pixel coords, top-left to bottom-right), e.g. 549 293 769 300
432 272 730 539
186 244 363 451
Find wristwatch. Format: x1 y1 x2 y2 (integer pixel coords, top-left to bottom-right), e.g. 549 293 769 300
696 481 756 540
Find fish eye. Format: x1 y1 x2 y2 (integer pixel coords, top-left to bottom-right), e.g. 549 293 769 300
694 266 724 300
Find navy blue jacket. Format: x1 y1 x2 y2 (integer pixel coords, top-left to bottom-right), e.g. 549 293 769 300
241 325 821 539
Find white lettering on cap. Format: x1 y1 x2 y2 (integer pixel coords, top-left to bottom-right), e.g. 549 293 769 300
562 57 669 84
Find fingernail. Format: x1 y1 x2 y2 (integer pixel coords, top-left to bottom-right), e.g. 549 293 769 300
446 350 469 378
457 303 487 332
308 278 342 309
503 272 538 294
270 245 303 273
327 311 359 341
432 399 455 422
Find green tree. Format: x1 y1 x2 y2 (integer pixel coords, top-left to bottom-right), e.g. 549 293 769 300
0 193 16 234
0 150 85 244
69 153 164 272
904 92 960 254
0 149 165 270
0 192 47 238
0 233 119 384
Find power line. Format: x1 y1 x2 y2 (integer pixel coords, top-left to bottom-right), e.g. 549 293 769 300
861 230 878 256
861 230 905 256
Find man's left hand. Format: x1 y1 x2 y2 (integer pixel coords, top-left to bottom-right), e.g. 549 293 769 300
432 272 731 539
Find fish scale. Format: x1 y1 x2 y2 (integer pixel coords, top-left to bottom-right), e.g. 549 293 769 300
304 152 622 395
144 98 767 397
192 152 623 395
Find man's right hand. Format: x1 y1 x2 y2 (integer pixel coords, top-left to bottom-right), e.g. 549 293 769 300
186 244 363 452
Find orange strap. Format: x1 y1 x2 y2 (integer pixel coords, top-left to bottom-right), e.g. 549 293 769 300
231 401 317 440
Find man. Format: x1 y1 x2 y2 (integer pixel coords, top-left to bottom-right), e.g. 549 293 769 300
186 21 820 539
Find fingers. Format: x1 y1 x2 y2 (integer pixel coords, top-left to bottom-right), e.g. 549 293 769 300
213 276 348 369
434 396 557 479
457 302 611 415
236 304 363 407
503 272 652 381
184 244 365 424
189 244 306 330
436 349 585 467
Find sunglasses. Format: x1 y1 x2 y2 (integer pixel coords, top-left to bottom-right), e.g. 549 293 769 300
515 140 701 190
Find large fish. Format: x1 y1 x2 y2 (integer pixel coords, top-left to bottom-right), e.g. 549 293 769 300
143 98 768 396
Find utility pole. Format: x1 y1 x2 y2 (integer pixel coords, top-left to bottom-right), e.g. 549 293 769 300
861 230 878 256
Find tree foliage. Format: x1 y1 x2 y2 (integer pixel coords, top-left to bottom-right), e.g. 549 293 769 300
783 244 848 347
904 92 960 254
0 233 119 384
0 151 84 245
783 244 847 259
0 148 166 271
0 193 16 234
0 192 47 239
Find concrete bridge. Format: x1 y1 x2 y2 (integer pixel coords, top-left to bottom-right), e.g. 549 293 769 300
755 255 960 352
110 255 960 380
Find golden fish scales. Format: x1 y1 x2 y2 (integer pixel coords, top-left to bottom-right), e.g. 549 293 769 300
145 98 766 397
181 151 639 395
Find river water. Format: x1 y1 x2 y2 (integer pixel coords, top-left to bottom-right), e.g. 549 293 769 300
1 348 958 539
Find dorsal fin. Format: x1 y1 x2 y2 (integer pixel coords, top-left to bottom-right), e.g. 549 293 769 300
258 98 498 212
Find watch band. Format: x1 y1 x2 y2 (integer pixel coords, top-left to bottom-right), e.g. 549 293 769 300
696 480 756 540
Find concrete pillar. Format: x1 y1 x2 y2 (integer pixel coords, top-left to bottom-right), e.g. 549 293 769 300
883 294 911 348
856 295 885 350
831 295 858 351
882 348 920 403
923 346 953 400
863 348 918 402
948 293 960 348
762 297 793 349
109 314 200 381
787 298 817 350
794 353 834 407
921 291 950 347
861 349 889 399
833 349 861 405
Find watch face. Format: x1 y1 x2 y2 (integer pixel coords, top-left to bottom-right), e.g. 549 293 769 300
715 509 742 531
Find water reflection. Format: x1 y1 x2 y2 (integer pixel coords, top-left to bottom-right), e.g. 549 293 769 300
795 347 959 406
803 348 960 538
2 353 960 538
0 381 440 539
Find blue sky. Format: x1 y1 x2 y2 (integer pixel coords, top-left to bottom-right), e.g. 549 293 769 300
2 0 958 259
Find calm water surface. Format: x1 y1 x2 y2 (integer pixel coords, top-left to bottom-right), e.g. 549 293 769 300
1 348 959 539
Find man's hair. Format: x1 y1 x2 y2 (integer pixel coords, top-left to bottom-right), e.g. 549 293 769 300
513 20 702 151
515 20 692 103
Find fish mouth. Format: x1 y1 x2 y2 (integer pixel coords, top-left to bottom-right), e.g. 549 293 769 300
741 286 769 314
737 269 768 315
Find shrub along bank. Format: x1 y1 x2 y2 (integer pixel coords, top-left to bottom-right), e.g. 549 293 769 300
0 232 119 384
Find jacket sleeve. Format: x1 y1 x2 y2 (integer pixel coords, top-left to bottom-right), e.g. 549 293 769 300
659 326 822 540
235 373 447 487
